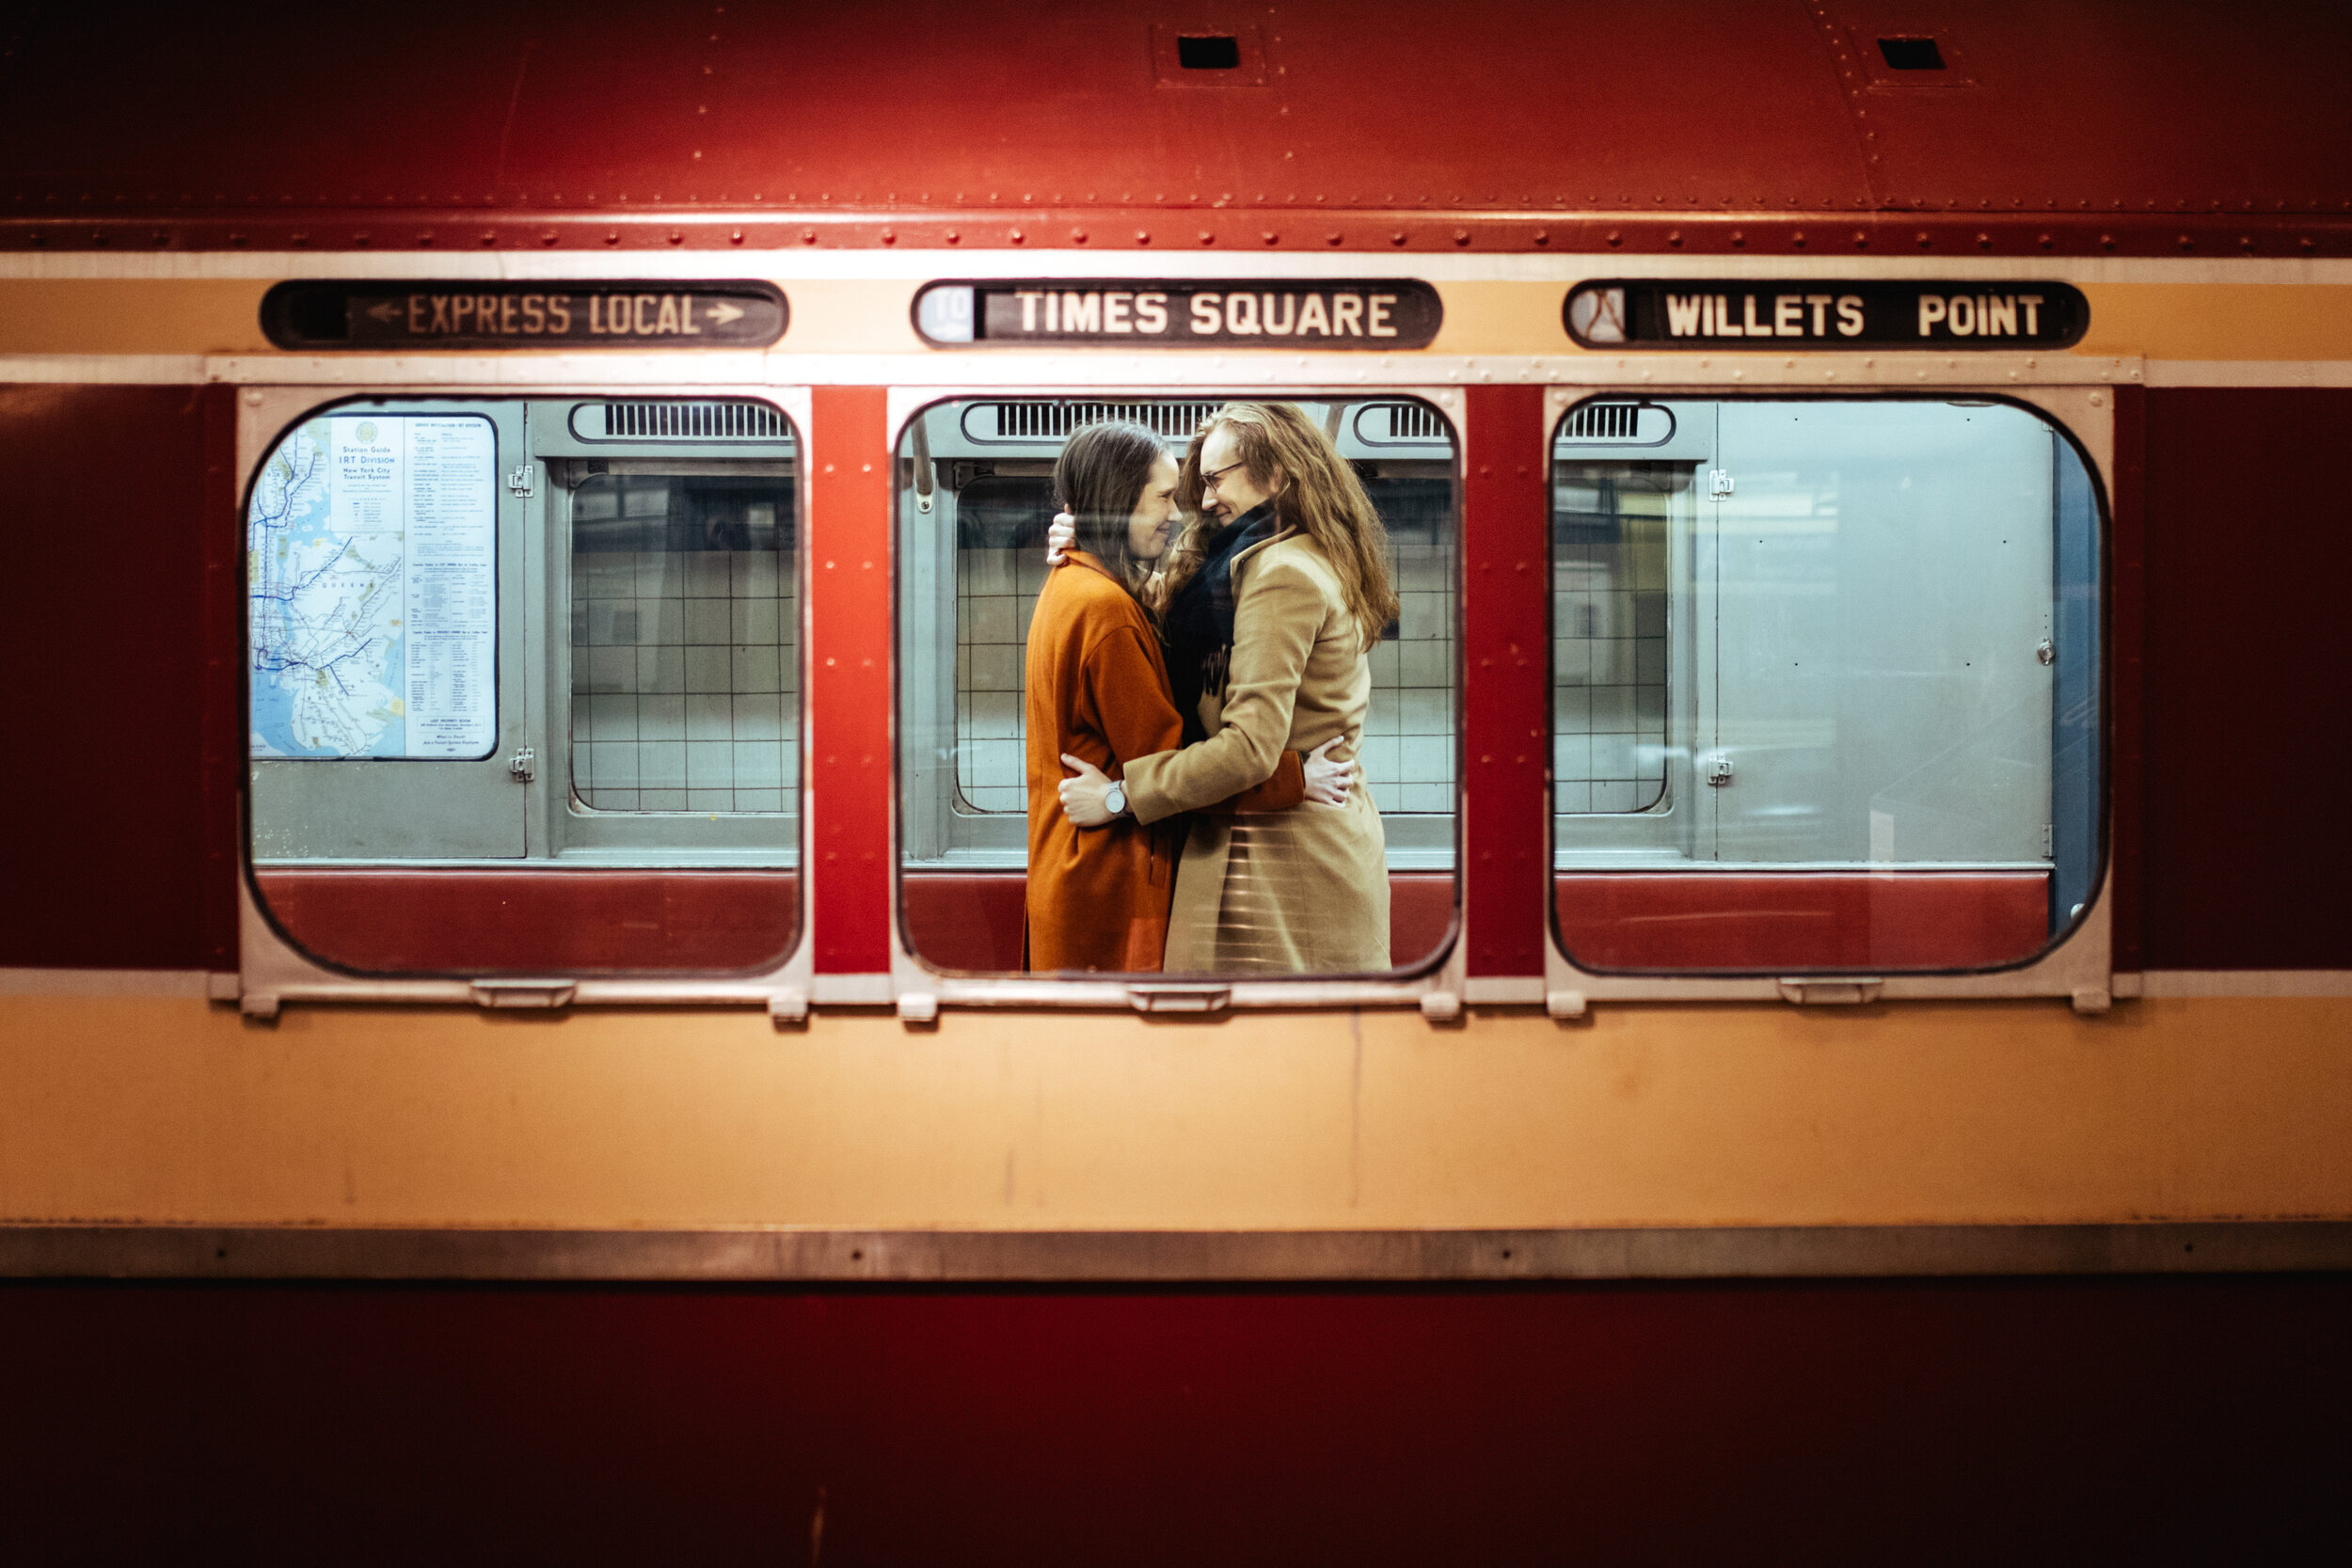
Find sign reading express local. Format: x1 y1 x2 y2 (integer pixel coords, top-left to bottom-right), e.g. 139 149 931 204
261 280 787 350
914 279 1441 349
1565 280 2089 350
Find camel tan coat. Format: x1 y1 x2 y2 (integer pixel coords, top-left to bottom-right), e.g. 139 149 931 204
1121 532 1391 974
1023 551 1303 973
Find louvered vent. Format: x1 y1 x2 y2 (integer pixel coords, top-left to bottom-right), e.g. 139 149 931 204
596 400 788 440
1381 403 1448 440
1561 403 1641 440
977 401 1221 440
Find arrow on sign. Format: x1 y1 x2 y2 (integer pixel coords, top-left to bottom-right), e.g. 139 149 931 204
706 300 745 325
365 300 403 324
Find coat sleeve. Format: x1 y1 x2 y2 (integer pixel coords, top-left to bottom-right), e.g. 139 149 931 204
1084 623 1305 813
1120 553 1323 826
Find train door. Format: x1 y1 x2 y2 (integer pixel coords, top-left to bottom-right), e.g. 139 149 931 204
247 402 529 860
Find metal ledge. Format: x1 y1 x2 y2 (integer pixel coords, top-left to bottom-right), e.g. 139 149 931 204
3 1223 2347 1283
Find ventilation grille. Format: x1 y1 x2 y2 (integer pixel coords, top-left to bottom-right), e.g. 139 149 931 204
596 400 788 440
1561 403 1641 440
970 401 1221 441
1349 401 1453 446
1382 402 1448 440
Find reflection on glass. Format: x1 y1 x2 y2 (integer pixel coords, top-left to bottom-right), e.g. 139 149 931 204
568 475 797 814
1552 399 2101 974
898 398 1459 979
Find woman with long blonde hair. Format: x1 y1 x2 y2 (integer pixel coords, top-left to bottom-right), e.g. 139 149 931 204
1058 402 1399 973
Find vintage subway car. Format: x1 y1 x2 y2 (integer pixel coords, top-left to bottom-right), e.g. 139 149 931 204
3 2 2348 1557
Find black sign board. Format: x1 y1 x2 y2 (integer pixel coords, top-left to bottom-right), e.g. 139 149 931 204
261 280 788 350
914 279 1441 349
1565 280 2088 350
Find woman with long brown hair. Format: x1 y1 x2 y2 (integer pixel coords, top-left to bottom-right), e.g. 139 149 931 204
1024 419 1349 972
1057 402 1399 974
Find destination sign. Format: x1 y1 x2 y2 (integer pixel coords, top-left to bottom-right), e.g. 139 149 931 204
261 280 788 350
1565 280 2088 350
914 279 1441 349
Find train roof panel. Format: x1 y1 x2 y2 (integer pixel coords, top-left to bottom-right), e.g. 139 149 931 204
1 1 2346 253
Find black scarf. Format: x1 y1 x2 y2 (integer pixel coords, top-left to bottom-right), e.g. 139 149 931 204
1162 503 1281 745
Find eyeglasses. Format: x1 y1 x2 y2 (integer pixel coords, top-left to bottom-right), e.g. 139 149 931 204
1199 458 1248 495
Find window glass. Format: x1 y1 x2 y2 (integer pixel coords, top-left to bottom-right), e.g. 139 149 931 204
1551 398 2101 974
568 473 797 814
899 397 1458 979
246 398 801 977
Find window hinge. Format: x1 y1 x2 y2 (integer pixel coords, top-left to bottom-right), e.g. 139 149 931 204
2042 822 2053 856
508 746 536 783
506 463 536 498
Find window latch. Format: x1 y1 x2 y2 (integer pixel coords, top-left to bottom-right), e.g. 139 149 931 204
508 746 536 783
1709 468 1735 499
1705 754 1734 787
506 463 536 498
1126 983 1232 1015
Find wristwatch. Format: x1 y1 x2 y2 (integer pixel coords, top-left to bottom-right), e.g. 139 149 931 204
1104 782 1128 817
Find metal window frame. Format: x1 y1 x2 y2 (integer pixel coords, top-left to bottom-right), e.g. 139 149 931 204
232 382 817 1020
1538 376 2122 1015
883 382 1471 1019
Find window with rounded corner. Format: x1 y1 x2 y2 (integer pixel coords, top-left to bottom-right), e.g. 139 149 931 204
896 396 1459 979
1549 397 2102 973
246 396 802 975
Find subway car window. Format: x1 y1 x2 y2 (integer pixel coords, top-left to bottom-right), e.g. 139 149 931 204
898 397 1458 979
1549 398 2102 974
246 397 801 974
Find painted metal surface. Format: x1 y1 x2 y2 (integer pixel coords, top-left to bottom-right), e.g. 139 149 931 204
0 384 230 969
4 1275 2346 1561
7 1219 2352 1280
2142 388 2352 967
1459 384 1548 974
806 385 893 972
252 870 799 974
0 2 2347 256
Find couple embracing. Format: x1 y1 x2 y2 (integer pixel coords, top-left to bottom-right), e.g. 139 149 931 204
1025 402 1396 975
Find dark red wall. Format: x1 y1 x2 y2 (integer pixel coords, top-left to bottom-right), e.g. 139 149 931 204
0 385 235 970
2 1277 2345 1564
2140 389 2352 968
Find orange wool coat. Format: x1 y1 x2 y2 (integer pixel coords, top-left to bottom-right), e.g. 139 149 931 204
1025 551 1301 972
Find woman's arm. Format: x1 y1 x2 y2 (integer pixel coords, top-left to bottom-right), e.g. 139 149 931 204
1116 555 1324 825
1057 621 1315 824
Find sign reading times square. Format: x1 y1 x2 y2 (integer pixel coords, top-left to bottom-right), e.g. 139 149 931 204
914 279 1442 348
1565 280 2089 350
